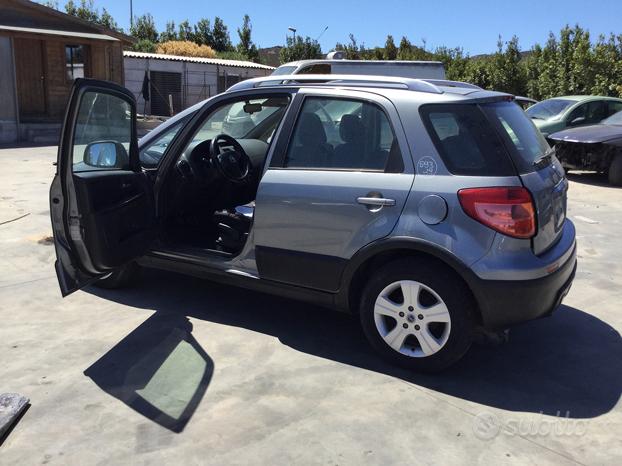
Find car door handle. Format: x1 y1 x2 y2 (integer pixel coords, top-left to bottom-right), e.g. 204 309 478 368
357 196 396 207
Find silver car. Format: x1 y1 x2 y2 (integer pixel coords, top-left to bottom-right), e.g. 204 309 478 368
50 75 577 372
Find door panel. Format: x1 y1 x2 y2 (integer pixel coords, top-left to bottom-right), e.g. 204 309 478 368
50 79 155 296
254 170 413 291
14 38 46 118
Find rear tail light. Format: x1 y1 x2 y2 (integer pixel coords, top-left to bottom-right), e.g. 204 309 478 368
458 187 536 239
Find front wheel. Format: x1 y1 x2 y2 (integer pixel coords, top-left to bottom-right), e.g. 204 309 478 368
360 259 475 372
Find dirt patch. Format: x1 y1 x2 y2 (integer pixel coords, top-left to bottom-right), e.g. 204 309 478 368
37 235 54 246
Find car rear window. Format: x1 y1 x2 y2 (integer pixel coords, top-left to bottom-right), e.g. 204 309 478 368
420 104 516 176
481 101 550 172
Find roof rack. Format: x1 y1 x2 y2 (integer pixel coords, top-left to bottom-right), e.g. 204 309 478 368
227 74 446 94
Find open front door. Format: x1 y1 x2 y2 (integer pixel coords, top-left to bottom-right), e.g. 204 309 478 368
50 79 155 296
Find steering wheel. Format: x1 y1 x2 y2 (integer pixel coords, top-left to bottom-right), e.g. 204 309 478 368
209 134 252 183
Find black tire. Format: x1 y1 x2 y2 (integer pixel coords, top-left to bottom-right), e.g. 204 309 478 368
93 262 140 289
359 259 475 372
608 155 622 186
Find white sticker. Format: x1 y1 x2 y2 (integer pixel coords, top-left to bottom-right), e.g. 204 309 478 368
417 156 438 175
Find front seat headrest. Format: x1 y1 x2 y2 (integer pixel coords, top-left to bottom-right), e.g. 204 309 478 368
297 113 327 145
339 114 365 143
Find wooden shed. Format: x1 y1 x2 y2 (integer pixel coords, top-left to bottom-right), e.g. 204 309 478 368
0 0 133 143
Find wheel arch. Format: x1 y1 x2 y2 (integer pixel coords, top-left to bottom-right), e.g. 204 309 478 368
337 237 484 324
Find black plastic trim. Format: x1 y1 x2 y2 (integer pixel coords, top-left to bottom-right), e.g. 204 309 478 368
256 245 346 292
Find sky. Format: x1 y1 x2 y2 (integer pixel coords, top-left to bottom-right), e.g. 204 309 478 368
59 0 622 55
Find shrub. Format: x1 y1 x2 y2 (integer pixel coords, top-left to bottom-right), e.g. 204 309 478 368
156 40 216 58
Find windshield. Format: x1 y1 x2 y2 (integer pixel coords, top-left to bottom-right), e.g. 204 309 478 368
526 98 575 120
483 101 550 171
190 97 289 144
603 110 622 126
271 65 297 76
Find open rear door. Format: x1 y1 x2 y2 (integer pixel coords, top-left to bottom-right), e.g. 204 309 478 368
50 79 155 296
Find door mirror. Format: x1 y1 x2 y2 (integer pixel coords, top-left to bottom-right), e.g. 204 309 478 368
83 141 129 169
569 116 586 126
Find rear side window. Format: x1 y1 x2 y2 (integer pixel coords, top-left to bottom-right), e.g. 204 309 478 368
282 97 403 172
420 104 515 176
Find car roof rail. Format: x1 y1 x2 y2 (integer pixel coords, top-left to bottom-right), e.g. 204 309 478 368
421 79 482 90
227 74 445 94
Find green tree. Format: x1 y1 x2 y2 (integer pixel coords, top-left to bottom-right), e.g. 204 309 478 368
99 8 119 31
397 36 412 60
432 46 469 81
178 20 194 42
194 18 213 46
65 0 98 23
335 34 362 59
131 13 158 43
384 35 397 60
236 15 260 62
279 36 322 62
212 16 233 52
132 39 157 53
160 21 177 42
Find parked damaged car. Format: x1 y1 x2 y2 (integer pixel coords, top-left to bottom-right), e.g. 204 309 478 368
549 110 622 186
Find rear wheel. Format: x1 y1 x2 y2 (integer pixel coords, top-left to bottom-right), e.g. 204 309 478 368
93 262 140 289
359 259 475 372
608 154 622 186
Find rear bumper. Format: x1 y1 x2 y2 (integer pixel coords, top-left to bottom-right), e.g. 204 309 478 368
470 239 577 330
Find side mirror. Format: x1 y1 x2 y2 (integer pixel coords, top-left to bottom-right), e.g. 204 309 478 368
569 116 586 127
83 141 129 169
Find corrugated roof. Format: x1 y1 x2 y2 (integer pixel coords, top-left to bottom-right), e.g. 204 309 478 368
0 24 119 41
123 51 275 70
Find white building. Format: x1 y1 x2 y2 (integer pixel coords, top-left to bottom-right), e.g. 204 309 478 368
124 51 274 116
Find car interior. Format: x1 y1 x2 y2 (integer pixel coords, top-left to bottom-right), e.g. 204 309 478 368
156 94 402 258
158 96 291 257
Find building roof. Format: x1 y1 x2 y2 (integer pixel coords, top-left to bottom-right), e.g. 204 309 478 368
0 24 119 41
3 0 134 44
123 51 275 70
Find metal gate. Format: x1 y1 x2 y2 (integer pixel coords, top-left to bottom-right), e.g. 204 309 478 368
150 70 182 116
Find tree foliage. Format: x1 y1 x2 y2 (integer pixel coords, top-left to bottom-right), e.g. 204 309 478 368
62 0 120 31
237 14 260 62
40 1 622 96
212 17 233 52
279 36 323 62
131 13 158 43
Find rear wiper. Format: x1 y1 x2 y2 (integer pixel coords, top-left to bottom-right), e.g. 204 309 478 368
533 148 555 167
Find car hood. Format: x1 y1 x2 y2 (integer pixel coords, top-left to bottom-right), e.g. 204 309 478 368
549 124 622 143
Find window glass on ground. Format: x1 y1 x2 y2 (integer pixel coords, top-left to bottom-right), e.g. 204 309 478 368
283 97 400 171
189 96 290 145
72 91 132 172
420 103 516 176
65 45 85 81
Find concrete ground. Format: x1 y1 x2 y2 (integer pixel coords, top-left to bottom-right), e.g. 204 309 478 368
0 145 620 465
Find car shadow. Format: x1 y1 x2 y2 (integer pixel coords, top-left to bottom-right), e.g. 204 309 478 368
567 171 619 188
86 268 621 422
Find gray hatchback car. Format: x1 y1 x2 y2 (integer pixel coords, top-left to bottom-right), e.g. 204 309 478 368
50 75 577 371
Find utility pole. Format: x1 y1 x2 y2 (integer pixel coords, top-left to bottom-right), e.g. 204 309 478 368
130 0 134 30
